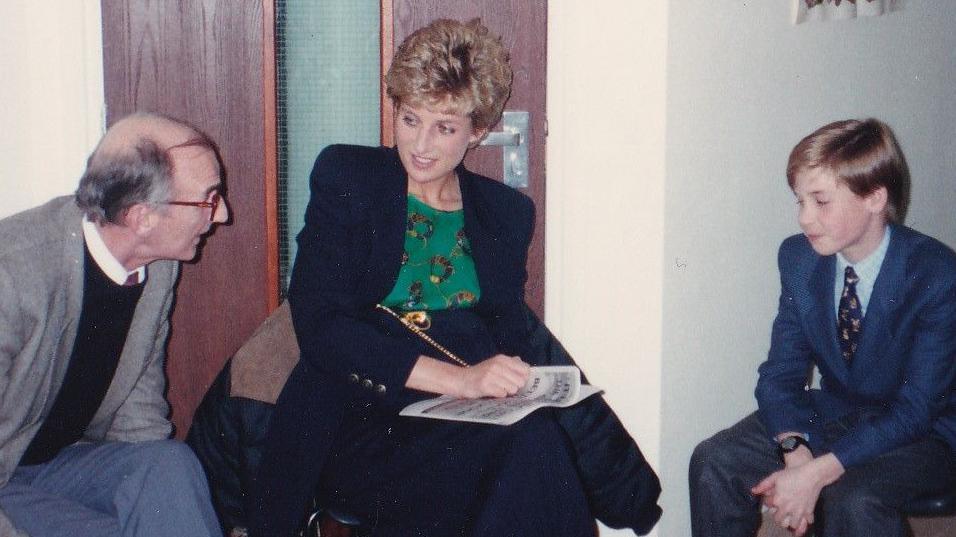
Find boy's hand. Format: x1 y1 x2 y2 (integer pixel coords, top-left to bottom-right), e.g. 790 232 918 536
752 466 818 536
751 453 844 537
783 445 814 468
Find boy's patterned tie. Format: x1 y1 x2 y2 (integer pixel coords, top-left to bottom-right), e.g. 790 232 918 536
837 266 862 362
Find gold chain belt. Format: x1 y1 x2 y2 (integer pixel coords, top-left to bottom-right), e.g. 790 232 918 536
375 304 469 368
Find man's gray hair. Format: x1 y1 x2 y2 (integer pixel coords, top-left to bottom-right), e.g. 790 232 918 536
75 140 174 224
75 112 216 224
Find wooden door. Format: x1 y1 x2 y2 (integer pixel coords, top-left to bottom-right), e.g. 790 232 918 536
382 0 548 317
101 0 278 437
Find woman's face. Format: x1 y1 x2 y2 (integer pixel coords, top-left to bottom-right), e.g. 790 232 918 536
394 102 485 190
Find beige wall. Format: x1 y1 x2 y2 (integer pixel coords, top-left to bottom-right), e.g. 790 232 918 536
0 0 104 218
550 1 956 536
547 2 668 535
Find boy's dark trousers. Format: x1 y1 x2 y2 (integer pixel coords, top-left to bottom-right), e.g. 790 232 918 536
689 411 956 537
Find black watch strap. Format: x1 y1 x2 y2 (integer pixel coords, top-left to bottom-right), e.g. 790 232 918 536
776 435 810 460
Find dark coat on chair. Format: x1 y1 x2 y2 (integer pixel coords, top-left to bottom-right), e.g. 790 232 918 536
190 304 662 535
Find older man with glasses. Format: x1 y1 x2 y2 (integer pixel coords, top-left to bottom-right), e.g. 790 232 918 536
0 112 227 537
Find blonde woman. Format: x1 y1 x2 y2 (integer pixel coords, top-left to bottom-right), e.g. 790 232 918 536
251 19 659 537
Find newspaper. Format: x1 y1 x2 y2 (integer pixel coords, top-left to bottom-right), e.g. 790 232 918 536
399 365 602 426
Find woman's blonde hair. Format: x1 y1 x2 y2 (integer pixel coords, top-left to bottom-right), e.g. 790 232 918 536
385 18 512 130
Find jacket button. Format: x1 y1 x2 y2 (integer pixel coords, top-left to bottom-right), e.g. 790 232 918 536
362 378 373 389
375 384 386 394
348 373 360 383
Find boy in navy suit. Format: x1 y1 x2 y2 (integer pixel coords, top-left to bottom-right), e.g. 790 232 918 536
689 119 956 537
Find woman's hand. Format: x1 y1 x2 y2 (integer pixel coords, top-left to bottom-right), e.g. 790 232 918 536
455 354 531 399
405 354 530 398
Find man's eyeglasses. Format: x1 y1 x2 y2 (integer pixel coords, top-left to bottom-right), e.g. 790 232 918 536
165 192 221 222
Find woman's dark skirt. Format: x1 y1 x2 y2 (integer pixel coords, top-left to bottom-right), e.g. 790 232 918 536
315 309 594 537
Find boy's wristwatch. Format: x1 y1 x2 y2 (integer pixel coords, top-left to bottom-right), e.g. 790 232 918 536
776 435 810 461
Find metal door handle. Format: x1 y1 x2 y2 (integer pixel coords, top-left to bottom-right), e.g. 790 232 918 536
479 110 529 188
482 132 519 146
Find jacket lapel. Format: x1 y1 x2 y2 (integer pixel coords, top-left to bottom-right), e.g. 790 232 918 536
807 254 850 383
50 205 86 409
458 167 504 307
849 228 904 381
93 261 173 423
363 147 413 303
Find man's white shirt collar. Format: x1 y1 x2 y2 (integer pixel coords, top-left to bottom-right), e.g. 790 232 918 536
81 217 147 285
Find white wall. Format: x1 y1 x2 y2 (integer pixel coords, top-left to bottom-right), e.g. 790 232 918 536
0 1 104 218
547 2 668 535
660 1 956 536
549 1 956 536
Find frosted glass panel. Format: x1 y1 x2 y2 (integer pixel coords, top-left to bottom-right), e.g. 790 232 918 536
277 0 380 291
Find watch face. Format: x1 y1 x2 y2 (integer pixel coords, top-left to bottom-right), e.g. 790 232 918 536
780 436 799 451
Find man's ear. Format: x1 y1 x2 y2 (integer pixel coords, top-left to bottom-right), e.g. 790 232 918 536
866 186 888 215
123 203 157 236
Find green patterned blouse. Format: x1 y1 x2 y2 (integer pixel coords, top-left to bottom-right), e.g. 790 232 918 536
382 195 481 311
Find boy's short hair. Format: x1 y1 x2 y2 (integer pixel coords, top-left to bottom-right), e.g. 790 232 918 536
787 118 910 223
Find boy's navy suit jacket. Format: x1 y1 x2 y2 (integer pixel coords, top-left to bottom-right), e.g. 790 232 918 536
756 224 956 469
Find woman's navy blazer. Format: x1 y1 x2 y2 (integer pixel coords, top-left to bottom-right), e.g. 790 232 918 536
289 144 537 393
250 144 539 535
